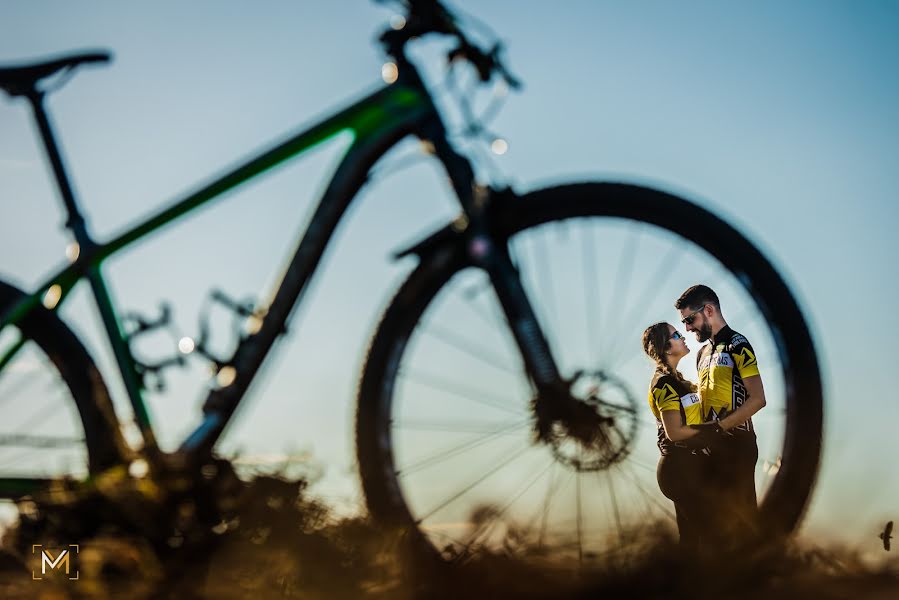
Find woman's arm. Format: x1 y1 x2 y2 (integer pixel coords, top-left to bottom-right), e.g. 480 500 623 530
660 410 700 442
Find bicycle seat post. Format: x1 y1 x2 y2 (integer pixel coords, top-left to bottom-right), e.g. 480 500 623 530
25 90 93 247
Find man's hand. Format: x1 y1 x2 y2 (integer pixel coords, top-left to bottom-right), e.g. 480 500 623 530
689 421 722 433
686 421 723 447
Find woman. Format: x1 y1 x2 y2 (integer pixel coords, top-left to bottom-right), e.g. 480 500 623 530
642 321 712 548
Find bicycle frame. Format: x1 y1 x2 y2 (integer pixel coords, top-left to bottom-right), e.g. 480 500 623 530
0 65 478 490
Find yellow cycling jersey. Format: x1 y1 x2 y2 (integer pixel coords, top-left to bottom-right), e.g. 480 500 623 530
696 325 760 435
647 370 704 455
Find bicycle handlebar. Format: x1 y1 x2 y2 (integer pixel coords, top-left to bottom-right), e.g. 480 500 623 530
378 0 521 90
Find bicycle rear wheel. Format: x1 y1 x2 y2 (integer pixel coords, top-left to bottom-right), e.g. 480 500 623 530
0 279 125 499
356 182 822 564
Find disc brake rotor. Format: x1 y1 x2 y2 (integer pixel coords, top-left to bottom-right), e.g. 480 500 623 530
539 370 639 472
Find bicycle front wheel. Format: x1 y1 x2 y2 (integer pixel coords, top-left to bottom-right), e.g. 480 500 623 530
356 182 822 563
0 279 125 499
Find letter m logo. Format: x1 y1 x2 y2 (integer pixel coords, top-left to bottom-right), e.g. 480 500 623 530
32 545 79 580
42 549 68 574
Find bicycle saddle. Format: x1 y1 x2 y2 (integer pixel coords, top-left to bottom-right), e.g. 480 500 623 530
0 50 110 97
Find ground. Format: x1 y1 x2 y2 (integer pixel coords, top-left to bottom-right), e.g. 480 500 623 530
1 474 896 599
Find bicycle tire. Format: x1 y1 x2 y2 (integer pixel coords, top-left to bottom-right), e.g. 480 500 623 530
0 278 125 490
356 182 822 561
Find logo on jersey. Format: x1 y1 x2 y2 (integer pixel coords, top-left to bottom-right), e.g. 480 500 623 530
736 346 757 369
712 352 733 367
653 384 679 405
731 334 749 346
680 392 700 407
707 406 727 421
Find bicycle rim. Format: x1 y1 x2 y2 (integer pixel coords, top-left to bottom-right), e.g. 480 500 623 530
357 182 822 564
0 279 124 500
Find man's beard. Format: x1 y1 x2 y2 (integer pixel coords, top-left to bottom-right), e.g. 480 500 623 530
696 321 713 343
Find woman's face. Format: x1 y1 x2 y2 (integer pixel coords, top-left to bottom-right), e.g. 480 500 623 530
666 324 689 360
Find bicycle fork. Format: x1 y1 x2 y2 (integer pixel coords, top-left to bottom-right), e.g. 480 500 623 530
463 202 608 449
465 207 565 397
422 119 566 401
465 195 568 414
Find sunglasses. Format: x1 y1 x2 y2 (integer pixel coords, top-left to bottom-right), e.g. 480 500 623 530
680 305 706 326
670 331 684 341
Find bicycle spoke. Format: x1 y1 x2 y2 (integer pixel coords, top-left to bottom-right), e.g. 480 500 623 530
520 235 558 365
626 454 660 475
598 224 641 368
609 348 649 376
15 387 69 433
496 458 558 519
534 231 559 356
424 323 519 376
400 369 525 416
485 299 534 400
576 461 584 564
535 466 571 548
420 524 463 547
725 300 766 334
751 406 787 422
416 442 531 523
609 463 657 527
604 468 624 545
458 277 533 398
0 351 64 390
0 369 44 408
608 241 681 369
0 434 84 448
582 222 601 367
460 280 510 339
697 265 738 308
398 420 529 477
0 387 77 471
595 398 637 414
459 456 556 553
616 462 676 521
396 418 526 434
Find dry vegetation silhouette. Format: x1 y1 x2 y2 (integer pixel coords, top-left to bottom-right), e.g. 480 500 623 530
0 471 896 599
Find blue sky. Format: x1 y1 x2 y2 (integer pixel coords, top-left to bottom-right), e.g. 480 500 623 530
1 1 897 554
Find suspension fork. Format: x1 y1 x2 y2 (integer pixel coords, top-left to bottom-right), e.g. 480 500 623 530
467 216 565 394
420 114 565 396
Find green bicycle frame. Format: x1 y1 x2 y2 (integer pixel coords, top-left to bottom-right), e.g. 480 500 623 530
0 77 446 491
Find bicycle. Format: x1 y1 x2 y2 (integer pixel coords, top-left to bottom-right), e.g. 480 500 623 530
0 0 822 566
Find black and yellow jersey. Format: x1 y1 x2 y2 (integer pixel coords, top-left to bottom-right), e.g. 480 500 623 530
647 370 703 455
696 325 760 435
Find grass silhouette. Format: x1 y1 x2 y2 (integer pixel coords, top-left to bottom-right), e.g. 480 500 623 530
0 472 896 599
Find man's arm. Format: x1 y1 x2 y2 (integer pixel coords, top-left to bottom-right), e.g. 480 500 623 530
719 375 766 431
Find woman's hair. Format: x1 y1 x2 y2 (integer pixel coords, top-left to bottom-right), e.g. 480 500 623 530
642 321 695 391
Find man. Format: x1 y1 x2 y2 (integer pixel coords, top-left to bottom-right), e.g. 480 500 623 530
676 284 766 545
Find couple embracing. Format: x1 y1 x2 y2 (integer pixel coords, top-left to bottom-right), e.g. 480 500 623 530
642 284 766 551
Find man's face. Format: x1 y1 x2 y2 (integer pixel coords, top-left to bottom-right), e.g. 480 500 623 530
679 304 713 342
